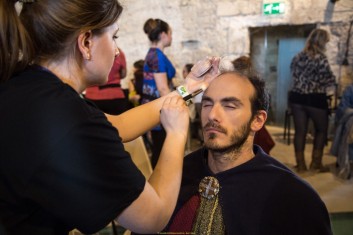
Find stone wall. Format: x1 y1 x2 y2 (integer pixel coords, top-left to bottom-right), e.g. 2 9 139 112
118 0 353 95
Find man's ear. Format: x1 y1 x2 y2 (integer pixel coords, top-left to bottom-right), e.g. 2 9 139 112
251 110 267 132
77 30 93 60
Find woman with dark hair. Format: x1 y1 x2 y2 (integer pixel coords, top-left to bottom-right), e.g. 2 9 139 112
0 1 220 234
289 28 336 173
141 18 176 169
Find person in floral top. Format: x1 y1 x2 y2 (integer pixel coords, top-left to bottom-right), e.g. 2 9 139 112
289 28 336 173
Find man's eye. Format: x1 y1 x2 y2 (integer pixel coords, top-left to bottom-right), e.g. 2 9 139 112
202 104 211 108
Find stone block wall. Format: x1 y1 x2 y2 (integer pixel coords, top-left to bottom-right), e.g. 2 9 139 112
118 0 353 119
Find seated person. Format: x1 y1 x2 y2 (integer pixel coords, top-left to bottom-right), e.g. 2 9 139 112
331 84 353 179
162 66 332 234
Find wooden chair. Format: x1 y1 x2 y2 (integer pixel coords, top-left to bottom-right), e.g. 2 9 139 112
123 136 153 179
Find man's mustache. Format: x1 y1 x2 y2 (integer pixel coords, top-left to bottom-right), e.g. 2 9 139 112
203 121 227 134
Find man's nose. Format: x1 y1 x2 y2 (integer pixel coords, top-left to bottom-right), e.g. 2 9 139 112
207 104 222 122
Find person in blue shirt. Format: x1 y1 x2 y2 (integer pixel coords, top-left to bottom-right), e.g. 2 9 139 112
142 18 176 168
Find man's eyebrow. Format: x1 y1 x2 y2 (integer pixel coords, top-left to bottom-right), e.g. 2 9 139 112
202 96 243 105
201 96 213 102
221 97 242 103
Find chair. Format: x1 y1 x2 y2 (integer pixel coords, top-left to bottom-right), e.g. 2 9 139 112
111 137 153 234
123 136 153 179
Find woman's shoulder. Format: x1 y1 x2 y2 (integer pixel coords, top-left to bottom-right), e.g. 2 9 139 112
10 68 105 125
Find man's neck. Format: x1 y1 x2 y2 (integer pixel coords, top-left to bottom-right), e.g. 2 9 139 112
207 144 255 174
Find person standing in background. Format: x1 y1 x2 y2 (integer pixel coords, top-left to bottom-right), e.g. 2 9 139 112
182 64 194 81
331 83 353 179
289 28 336 173
120 55 135 110
85 48 129 115
142 18 176 168
130 59 145 106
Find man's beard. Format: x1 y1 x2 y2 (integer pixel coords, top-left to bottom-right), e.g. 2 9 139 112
203 120 251 155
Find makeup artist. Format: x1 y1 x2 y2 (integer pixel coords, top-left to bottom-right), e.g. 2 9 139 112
0 0 220 234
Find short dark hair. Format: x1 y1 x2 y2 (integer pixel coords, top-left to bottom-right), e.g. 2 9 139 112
222 56 269 116
231 69 269 116
232 56 252 73
133 59 145 70
247 71 270 115
184 64 194 73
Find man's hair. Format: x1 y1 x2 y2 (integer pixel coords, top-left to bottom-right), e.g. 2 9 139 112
222 56 269 116
234 69 270 117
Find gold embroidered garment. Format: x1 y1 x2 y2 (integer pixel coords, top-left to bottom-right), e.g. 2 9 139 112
192 176 225 235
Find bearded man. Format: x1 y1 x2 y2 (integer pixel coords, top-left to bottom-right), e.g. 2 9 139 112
164 69 332 235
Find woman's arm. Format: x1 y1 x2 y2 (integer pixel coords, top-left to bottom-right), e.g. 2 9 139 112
116 95 189 233
321 56 336 86
106 91 178 142
154 72 171 96
106 56 221 142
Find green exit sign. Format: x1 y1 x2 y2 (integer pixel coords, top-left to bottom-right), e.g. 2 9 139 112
263 2 285 15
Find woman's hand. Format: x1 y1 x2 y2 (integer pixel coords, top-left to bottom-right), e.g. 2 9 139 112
184 56 221 93
160 95 189 138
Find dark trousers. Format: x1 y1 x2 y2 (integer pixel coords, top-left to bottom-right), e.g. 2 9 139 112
150 129 166 169
290 103 329 152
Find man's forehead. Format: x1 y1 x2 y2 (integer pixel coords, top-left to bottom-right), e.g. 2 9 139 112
204 72 253 99
207 73 248 91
